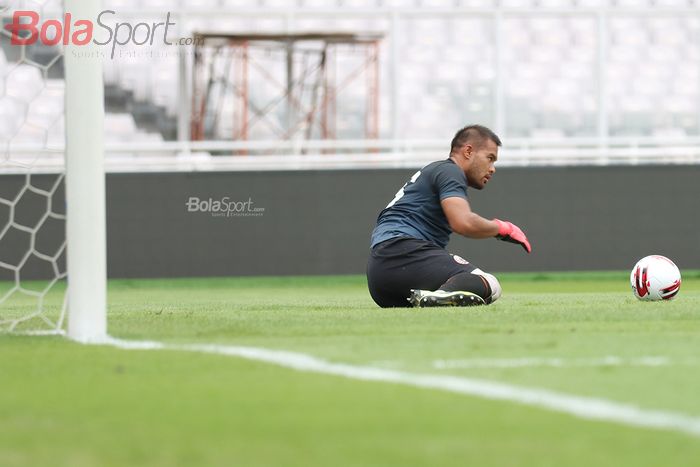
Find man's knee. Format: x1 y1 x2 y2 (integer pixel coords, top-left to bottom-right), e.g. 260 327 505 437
479 272 502 303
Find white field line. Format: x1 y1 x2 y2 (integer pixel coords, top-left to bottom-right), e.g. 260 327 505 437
432 356 678 369
97 337 700 438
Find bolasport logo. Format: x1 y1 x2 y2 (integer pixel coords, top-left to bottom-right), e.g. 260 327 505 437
186 197 265 218
2 10 201 59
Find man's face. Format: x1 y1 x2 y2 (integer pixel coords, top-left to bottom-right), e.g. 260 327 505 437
462 139 499 190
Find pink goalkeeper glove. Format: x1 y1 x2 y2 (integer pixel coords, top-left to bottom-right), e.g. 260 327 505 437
493 219 532 253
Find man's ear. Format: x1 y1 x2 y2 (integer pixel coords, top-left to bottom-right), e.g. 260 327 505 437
462 144 473 159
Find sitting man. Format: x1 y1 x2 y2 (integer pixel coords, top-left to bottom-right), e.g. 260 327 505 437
366 124 531 308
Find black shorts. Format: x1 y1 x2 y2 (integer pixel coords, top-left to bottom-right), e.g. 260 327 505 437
366 237 480 308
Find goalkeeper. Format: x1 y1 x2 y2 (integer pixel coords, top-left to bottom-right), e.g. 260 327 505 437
366 125 531 308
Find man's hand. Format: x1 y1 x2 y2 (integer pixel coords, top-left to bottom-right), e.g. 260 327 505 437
493 219 532 253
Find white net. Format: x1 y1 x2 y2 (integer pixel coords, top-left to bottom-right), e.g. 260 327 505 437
0 1 68 334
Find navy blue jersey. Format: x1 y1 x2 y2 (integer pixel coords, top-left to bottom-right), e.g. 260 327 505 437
370 159 468 249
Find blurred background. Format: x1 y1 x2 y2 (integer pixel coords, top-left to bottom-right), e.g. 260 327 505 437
2 1 700 158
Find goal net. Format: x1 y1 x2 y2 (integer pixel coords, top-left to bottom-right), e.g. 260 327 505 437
0 0 106 340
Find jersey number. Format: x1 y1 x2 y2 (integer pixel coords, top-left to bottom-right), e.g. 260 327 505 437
385 170 422 209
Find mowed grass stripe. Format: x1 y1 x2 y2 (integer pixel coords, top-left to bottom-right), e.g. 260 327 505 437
101 337 700 439
4 336 700 467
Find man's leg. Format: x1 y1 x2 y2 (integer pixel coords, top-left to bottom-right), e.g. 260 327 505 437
368 238 471 307
409 255 502 307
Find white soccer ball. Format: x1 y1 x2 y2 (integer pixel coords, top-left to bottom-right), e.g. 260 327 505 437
630 255 682 301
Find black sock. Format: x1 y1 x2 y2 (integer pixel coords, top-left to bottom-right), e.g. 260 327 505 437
438 272 491 300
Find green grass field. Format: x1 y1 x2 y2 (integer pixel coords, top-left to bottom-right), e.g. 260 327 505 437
2 271 700 466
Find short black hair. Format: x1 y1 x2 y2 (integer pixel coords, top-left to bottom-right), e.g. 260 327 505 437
450 124 502 154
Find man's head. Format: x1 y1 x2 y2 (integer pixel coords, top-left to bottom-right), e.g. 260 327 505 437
449 125 501 190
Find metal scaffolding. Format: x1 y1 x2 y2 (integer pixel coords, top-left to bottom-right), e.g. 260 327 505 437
191 32 383 149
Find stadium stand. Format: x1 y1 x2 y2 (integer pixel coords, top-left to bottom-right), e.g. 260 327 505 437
1 0 699 160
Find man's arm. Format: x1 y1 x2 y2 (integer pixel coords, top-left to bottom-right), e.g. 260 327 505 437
441 197 532 252
441 197 499 238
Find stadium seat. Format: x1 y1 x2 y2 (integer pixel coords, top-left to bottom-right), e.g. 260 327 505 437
615 0 650 6
302 0 338 7
499 0 534 7
343 0 381 8
262 0 294 7
103 0 142 8
651 25 686 47
5 65 44 104
183 0 223 7
507 79 540 99
25 86 64 129
530 128 566 140
652 0 691 6
418 0 457 7
217 0 249 7
538 0 573 6
139 0 173 7
292 18 334 31
38 0 63 11
13 122 48 145
0 97 27 141
455 0 493 6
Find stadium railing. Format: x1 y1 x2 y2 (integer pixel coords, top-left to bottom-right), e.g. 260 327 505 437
3 137 700 173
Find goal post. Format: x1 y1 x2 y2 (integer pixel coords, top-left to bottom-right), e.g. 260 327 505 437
64 0 107 342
